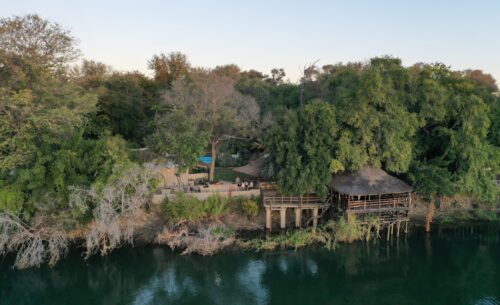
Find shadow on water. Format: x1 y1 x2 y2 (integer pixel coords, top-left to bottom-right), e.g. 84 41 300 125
1 224 499 305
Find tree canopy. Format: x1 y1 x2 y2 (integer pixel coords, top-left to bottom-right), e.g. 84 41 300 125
266 57 500 203
152 69 260 181
0 14 80 69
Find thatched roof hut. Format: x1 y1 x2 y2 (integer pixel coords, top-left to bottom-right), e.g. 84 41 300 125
330 166 412 196
233 155 267 177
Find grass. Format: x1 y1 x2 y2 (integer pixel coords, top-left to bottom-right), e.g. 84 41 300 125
161 193 231 224
215 167 251 182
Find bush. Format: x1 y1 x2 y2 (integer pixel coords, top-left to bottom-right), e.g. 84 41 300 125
161 193 230 224
204 194 230 217
161 193 204 223
241 199 259 217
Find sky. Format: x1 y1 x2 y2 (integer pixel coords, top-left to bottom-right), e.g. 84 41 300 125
2 0 499 82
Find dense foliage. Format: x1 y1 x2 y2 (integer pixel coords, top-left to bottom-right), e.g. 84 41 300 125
1 14 499 224
266 58 500 203
0 16 133 220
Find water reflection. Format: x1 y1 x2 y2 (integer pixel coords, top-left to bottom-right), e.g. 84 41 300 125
1 227 499 305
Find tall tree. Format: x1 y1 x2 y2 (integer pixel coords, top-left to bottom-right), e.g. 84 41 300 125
148 111 208 173
0 14 80 69
148 52 190 88
267 100 338 199
158 69 260 181
324 57 418 173
408 63 500 204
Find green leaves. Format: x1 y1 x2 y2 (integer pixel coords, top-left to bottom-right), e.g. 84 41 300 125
267 57 500 204
268 100 337 199
148 110 208 172
409 64 499 202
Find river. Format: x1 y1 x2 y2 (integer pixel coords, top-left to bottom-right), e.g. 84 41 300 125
1 226 499 305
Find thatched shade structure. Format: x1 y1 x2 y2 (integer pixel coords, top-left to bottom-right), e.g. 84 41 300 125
330 166 412 196
233 155 267 178
330 166 413 216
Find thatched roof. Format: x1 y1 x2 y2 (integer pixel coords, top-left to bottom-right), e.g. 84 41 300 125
233 155 267 177
330 166 413 196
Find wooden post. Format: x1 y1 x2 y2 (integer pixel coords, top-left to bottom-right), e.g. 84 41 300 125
266 207 272 231
295 208 301 228
280 207 287 229
313 208 319 227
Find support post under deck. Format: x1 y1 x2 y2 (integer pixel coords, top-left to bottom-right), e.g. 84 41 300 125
313 208 319 227
280 207 287 229
295 208 302 228
266 207 272 230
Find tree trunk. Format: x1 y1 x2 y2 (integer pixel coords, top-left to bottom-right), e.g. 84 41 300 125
425 198 436 233
209 140 217 183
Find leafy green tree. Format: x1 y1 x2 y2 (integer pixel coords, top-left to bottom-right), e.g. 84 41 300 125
0 21 133 219
236 70 300 118
94 72 159 145
73 62 160 145
158 69 260 181
0 58 97 172
267 100 338 199
323 57 418 173
0 14 80 69
408 63 500 203
148 111 208 172
489 97 500 146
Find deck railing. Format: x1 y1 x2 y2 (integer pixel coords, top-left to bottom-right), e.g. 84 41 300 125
347 196 410 213
263 194 325 207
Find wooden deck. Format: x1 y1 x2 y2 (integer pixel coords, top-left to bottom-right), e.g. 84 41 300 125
262 190 330 230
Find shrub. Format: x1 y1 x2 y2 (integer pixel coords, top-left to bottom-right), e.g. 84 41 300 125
161 193 204 223
161 193 230 224
204 194 230 217
241 199 259 217
329 215 365 243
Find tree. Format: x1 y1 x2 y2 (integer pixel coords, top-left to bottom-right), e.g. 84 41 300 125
148 111 209 173
0 14 80 69
159 69 260 181
0 63 97 173
0 47 132 219
93 72 160 145
489 97 500 146
148 52 190 88
408 63 500 205
236 69 300 117
213 64 241 80
323 57 418 173
267 100 338 199
270 68 286 84
72 59 112 88
464 69 498 93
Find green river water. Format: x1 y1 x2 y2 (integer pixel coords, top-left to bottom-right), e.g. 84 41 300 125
1 226 499 305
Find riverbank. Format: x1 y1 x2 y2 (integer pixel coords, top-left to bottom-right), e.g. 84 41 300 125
1 192 499 270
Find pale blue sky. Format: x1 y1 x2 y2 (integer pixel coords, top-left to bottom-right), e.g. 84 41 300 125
2 0 499 82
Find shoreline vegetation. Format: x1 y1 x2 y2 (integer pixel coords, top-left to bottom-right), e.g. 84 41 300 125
2 192 499 269
1 14 499 269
